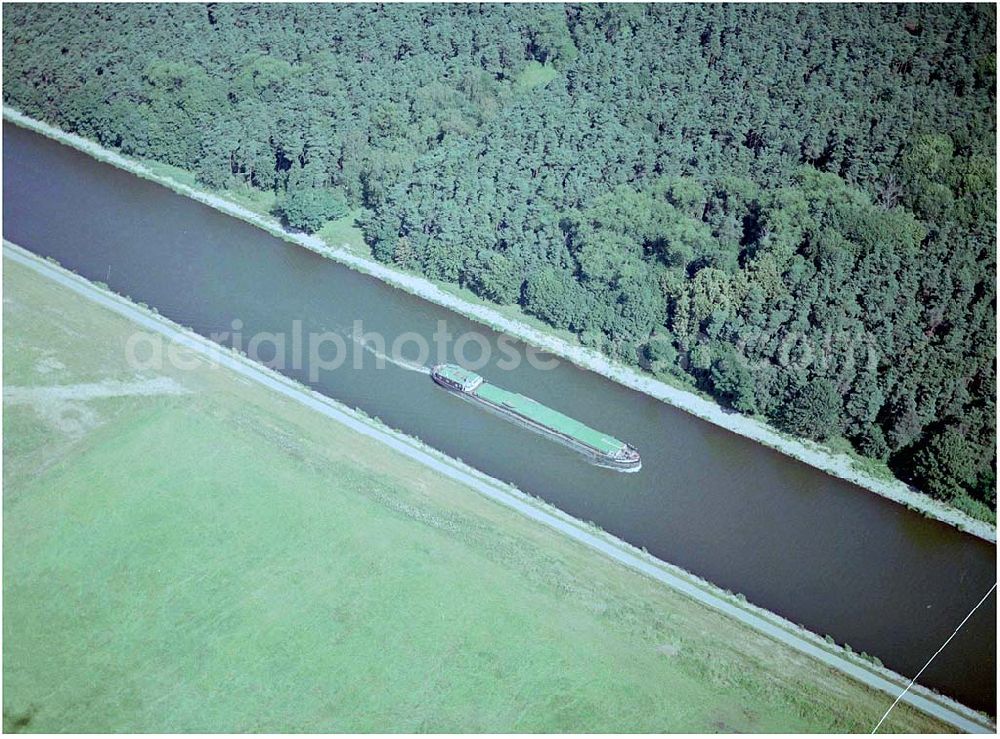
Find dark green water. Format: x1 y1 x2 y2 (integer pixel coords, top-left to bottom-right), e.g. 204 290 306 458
3 121 995 713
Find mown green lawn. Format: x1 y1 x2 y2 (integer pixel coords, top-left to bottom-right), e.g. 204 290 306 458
2 258 945 732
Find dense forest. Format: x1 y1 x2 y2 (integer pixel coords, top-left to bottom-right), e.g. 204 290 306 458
3 4 996 519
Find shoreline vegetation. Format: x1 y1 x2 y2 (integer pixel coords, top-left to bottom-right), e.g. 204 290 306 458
4 107 994 543
5 241 992 732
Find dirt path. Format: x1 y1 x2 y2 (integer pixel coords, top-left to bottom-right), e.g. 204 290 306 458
5 241 992 733
5 378 188 437
4 377 188 403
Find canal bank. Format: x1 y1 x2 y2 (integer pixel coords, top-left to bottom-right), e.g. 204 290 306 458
3 114 995 713
4 240 992 732
2 106 993 543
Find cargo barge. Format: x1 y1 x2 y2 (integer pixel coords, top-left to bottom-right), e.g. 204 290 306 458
431 364 641 471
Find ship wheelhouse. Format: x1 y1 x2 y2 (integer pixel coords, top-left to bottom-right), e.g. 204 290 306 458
432 364 484 393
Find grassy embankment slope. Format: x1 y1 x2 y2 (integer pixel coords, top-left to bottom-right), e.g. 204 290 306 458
3 258 947 732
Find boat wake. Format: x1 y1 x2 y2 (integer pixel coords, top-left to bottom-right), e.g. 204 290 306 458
351 335 431 375
592 459 642 473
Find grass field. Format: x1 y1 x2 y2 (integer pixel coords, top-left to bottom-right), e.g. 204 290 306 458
515 61 560 90
2 258 947 733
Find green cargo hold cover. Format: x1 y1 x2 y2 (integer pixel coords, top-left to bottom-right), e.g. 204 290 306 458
474 382 624 454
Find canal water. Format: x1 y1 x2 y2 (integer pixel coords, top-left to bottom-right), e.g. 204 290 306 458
3 121 995 713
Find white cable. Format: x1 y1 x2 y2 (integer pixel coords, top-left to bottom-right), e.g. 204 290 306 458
872 581 997 733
